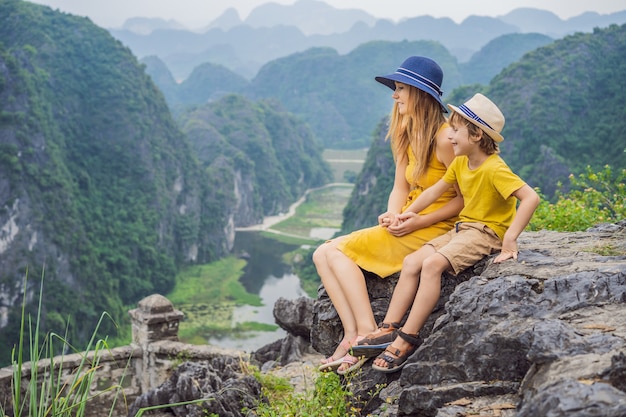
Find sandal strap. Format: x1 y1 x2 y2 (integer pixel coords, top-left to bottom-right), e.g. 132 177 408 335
379 321 401 330
397 329 420 346
379 347 400 365
342 354 358 365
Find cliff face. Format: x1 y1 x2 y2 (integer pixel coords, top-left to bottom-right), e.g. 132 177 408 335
0 1 330 363
0 1 215 348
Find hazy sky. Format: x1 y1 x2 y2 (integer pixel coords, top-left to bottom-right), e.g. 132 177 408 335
28 0 626 29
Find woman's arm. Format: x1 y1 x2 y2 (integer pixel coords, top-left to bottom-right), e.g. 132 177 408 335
387 179 452 235
414 124 462 225
378 153 410 227
387 127 462 236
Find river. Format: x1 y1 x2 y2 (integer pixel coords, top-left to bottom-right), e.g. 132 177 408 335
206 228 338 352
206 185 344 351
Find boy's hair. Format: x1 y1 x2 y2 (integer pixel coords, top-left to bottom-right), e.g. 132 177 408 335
449 111 499 155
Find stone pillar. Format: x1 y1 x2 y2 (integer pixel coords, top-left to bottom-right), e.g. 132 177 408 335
128 294 184 346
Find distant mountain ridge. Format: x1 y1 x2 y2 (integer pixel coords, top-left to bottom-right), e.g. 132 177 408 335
143 33 554 148
109 0 626 80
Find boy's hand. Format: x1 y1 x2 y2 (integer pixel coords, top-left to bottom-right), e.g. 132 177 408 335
386 212 425 236
493 248 518 263
494 238 518 263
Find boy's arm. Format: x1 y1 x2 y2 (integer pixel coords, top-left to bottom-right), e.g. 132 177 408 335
493 184 540 263
399 178 451 218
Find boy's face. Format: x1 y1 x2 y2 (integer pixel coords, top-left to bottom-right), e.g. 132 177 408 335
448 121 473 156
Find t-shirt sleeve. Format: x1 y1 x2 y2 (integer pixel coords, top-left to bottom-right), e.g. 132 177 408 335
493 165 527 199
442 157 460 184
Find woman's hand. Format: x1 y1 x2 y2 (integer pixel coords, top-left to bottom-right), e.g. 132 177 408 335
378 211 396 228
386 212 426 236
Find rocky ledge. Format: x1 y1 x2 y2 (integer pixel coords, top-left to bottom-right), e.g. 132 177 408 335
131 222 626 417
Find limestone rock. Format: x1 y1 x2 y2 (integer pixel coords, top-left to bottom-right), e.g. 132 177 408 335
133 222 626 416
271 222 626 416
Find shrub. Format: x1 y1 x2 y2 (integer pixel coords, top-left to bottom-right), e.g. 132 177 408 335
529 165 625 232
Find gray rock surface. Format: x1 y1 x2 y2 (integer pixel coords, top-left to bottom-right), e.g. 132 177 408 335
130 222 626 416
305 221 626 416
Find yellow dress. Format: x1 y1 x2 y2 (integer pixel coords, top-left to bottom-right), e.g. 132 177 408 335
336 143 458 278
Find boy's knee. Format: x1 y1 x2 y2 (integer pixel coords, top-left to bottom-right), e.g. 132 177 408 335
402 252 422 271
422 253 449 275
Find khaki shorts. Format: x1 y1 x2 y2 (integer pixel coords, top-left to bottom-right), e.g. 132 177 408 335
427 222 502 275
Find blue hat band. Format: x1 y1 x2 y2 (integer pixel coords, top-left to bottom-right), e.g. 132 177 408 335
396 67 443 96
458 104 494 130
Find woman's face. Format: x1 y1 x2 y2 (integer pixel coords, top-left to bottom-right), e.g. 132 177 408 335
392 81 411 115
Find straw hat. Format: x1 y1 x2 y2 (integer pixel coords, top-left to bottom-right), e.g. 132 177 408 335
447 93 505 142
375 56 446 112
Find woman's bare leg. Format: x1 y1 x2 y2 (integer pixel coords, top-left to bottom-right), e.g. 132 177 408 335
313 238 378 365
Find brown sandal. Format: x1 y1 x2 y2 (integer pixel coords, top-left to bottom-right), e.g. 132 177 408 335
351 322 401 358
371 329 419 373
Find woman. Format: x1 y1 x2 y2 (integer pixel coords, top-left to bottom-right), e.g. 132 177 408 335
314 56 463 374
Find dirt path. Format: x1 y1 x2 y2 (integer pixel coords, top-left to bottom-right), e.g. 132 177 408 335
235 183 350 233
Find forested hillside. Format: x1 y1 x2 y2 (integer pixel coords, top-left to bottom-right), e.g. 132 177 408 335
459 33 554 85
179 94 331 223
0 0 329 364
341 24 626 231
145 33 556 149
485 24 626 197
247 41 460 148
0 0 205 353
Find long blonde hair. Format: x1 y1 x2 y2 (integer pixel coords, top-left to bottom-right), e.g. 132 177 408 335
386 86 446 183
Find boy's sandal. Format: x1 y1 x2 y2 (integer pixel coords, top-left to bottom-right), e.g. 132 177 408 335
318 339 351 372
336 354 368 376
351 322 401 358
371 329 419 374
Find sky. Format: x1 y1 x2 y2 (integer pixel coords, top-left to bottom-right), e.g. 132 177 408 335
27 0 626 30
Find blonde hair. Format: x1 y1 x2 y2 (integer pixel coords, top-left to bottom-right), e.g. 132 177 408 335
386 87 445 182
449 112 499 155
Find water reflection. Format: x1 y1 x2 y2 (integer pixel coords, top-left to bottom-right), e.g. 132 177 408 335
234 231 299 293
207 232 307 351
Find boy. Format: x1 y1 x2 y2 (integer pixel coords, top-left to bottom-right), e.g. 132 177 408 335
368 93 540 373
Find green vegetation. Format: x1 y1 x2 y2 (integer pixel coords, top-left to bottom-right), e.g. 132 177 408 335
180 93 332 216
529 165 625 232
0 1 330 364
250 366 384 417
460 33 554 85
3 272 208 417
271 185 352 238
166 258 281 344
252 371 348 416
0 0 204 362
168 258 261 306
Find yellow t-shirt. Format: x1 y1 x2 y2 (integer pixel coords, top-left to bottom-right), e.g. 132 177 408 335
443 154 526 240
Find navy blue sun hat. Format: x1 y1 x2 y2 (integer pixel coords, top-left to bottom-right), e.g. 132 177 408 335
375 56 447 112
